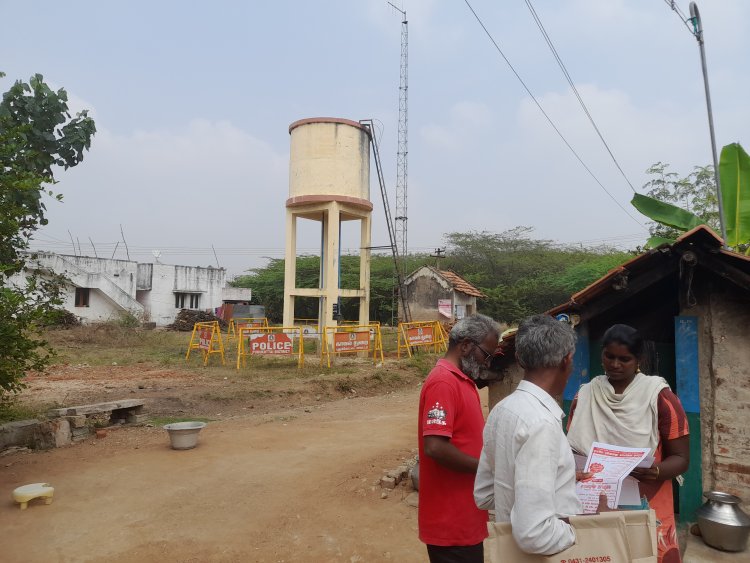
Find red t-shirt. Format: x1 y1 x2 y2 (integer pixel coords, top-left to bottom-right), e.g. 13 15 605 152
418 359 488 546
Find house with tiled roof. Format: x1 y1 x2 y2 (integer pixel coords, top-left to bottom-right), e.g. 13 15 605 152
399 265 486 322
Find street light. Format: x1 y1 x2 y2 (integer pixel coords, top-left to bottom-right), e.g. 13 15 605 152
689 2 728 247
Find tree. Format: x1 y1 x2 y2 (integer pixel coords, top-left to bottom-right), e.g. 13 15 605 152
0 73 96 396
232 254 407 324
639 162 718 242
233 228 631 326
632 150 750 253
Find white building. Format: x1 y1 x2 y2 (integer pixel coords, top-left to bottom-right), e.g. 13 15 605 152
10 252 251 326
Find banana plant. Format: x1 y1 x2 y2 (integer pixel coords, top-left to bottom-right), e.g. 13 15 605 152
631 142 750 253
719 143 750 251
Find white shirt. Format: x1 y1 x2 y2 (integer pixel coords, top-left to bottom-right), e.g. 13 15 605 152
474 380 582 555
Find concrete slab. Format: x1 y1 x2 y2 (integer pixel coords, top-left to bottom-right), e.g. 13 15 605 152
684 533 748 562
47 399 145 417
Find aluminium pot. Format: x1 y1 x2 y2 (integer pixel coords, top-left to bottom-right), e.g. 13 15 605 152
163 421 207 450
695 491 750 552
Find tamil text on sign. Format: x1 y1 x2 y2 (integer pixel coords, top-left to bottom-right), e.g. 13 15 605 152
333 331 370 353
407 326 434 346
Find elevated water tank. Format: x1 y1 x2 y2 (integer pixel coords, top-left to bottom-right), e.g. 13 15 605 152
288 118 371 205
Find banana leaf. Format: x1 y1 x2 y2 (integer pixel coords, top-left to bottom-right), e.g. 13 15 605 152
644 236 677 249
719 143 750 248
631 193 704 231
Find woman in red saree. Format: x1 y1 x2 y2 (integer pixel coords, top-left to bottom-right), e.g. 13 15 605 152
567 324 690 563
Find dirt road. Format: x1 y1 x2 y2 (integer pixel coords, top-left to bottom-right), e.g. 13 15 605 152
1 389 428 563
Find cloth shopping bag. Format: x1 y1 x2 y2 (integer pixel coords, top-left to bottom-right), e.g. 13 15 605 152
487 511 633 563
621 509 657 563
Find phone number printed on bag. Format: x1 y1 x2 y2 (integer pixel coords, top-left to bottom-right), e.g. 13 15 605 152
560 557 612 563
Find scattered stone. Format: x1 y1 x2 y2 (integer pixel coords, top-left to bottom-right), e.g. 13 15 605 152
138 384 146 390
385 470 402 485
380 476 396 489
304 408 311 413
404 492 419 507
380 490 390 499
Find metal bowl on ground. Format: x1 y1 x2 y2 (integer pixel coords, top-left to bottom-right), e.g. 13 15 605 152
695 491 750 552
163 421 207 450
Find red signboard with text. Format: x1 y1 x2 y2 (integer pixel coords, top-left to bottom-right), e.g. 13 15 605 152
248 333 293 355
407 326 434 346
198 329 212 350
333 331 370 353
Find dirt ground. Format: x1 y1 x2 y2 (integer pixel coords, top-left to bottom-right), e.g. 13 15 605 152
1 339 491 563
1 389 431 562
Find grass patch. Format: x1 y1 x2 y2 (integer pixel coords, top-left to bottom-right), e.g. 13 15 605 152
0 400 47 423
149 416 213 426
406 352 439 375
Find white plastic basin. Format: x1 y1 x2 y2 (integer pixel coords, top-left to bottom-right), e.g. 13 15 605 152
163 421 207 450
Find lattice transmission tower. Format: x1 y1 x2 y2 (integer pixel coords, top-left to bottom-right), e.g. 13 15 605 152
390 3 408 273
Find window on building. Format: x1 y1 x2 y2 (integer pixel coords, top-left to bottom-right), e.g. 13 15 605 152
175 293 201 309
75 288 90 307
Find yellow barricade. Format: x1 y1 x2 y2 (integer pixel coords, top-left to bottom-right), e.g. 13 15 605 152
236 326 304 369
227 317 269 339
186 321 225 366
397 320 448 358
321 324 384 368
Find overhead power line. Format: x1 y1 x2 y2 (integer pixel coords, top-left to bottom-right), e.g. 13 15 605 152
523 0 638 193
462 0 646 229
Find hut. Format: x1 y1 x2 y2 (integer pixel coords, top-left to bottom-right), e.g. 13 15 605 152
400 266 485 322
487 226 750 522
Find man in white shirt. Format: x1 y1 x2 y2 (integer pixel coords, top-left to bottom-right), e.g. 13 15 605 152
474 314 582 555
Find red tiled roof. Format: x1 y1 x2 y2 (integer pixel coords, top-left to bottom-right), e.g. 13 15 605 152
437 269 486 298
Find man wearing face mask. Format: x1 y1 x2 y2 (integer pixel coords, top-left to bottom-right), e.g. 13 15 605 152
417 313 500 563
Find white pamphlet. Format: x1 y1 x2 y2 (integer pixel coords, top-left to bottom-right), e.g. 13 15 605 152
575 441 650 513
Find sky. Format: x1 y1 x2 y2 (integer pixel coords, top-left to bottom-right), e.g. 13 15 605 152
3 0 749 277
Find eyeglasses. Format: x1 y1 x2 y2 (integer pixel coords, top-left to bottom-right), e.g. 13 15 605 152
471 341 494 364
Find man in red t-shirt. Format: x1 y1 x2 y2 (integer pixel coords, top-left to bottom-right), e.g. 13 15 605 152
418 314 500 563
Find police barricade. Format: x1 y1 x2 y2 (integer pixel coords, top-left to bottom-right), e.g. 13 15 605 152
397 321 448 358
321 324 384 368
236 326 304 369
186 321 226 366
227 317 269 339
